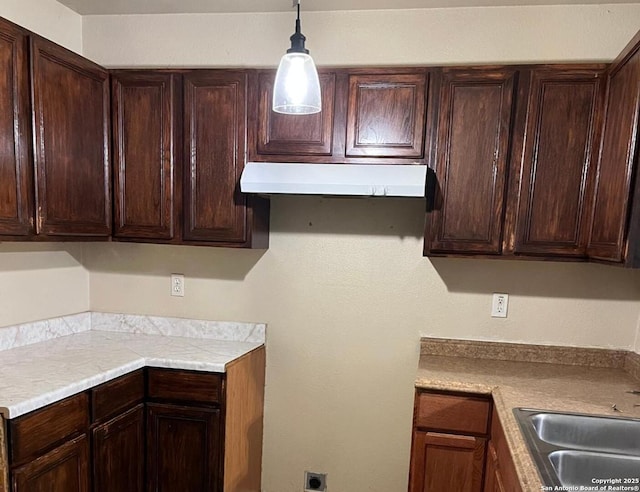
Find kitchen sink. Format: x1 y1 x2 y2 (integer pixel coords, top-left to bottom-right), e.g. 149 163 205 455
531 412 640 455
514 409 640 488
549 450 640 487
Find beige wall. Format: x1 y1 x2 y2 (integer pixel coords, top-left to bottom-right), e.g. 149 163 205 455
0 243 89 328
81 6 640 492
1 0 82 53
0 2 86 329
82 4 640 67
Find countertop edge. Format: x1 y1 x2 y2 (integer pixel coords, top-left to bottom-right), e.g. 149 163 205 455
0 344 263 419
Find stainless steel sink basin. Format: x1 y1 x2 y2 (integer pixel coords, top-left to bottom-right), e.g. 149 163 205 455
549 450 640 488
531 412 640 455
514 409 640 488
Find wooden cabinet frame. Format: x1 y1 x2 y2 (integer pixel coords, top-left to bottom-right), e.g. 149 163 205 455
2 347 266 492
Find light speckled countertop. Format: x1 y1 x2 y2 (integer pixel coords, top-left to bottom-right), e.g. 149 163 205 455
416 354 640 492
0 330 262 418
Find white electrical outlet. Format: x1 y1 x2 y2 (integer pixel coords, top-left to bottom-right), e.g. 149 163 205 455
491 293 508 318
171 274 185 297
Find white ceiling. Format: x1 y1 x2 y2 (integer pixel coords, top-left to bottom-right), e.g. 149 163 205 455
56 0 640 16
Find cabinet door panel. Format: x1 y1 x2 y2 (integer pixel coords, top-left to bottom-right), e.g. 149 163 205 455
346 72 427 158
588 45 640 262
147 403 221 492
183 71 247 243
12 434 89 492
0 18 32 236
483 441 506 492
31 37 111 237
514 67 604 256
93 404 144 492
256 71 336 156
426 68 516 254
409 431 485 492
112 72 177 240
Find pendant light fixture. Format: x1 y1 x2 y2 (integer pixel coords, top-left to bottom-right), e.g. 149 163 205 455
272 0 322 115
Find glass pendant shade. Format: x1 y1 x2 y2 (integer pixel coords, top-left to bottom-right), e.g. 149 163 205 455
273 52 321 115
272 1 321 115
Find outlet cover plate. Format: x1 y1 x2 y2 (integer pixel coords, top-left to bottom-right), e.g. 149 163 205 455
304 471 327 492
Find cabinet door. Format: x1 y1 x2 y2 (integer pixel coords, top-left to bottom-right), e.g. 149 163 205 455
183 71 248 243
513 67 605 257
254 70 336 157
426 68 517 255
588 36 640 264
483 441 506 492
0 18 33 237
346 72 427 158
31 36 111 237
147 403 221 492
489 409 522 492
409 431 485 492
112 72 178 240
12 434 89 492
92 404 144 492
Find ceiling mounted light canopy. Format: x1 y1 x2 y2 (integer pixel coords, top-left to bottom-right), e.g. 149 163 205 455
272 0 322 115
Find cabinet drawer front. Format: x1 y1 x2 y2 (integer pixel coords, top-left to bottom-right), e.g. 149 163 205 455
147 368 223 405
91 369 144 423
10 393 89 465
415 392 490 435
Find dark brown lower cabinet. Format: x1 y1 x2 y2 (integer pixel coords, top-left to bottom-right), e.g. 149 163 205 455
409 391 490 492
4 347 266 492
410 431 485 492
409 390 523 492
12 434 89 492
147 403 221 492
92 404 145 492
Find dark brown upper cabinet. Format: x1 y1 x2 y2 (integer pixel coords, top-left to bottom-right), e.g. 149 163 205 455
0 18 33 238
346 71 428 159
425 67 517 255
252 70 337 158
424 64 610 262
510 66 606 258
31 36 111 238
112 71 179 241
183 70 268 247
248 68 431 165
588 32 640 266
111 69 268 249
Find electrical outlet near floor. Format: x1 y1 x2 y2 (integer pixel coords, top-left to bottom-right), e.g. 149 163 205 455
491 293 509 318
304 471 327 492
170 274 185 297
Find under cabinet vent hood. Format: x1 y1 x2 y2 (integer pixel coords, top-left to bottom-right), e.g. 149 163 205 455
240 162 427 197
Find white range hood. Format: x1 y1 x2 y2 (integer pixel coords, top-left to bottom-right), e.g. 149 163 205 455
240 162 427 197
